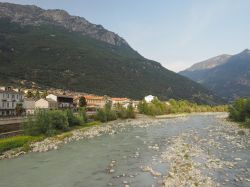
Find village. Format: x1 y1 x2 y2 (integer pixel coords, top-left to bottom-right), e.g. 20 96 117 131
0 86 156 117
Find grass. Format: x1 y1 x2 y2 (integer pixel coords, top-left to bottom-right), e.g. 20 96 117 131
1 121 105 155
0 135 44 154
54 132 73 141
84 121 101 127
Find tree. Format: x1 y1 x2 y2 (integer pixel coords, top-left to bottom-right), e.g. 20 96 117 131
41 90 48 98
35 90 40 99
15 103 24 116
126 104 136 118
79 96 87 107
26 91 33 98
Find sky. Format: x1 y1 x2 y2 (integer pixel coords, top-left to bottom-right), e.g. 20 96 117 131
1 0 250 72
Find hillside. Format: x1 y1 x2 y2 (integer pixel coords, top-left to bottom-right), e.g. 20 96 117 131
0 3 222 104
180 50 250 101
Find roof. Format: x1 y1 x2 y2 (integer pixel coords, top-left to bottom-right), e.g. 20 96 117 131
49 93 73 99
112 98 129 101
46 98 58 103
84 95 104 100
36 98 57 104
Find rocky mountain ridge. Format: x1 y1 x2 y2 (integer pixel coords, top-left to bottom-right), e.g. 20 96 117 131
0 2 128 46
183 54 231 72
180 49 250 101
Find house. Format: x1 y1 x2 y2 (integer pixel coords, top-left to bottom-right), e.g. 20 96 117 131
144 95 155 103
0 87 24 116
46 94 74 108
111 98 131 108
84 95 110 109
35 98 58 109
23 98 36 115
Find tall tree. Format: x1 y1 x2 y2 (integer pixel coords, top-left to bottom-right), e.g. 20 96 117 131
79 96 87 107
15 103 24 116
26 91 33 98
35 90 40 99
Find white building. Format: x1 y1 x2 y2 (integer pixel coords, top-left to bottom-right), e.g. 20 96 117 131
35 98 58 109
46 94 74 108
23 98 36 115
111 98 131 108
144 95 155 103
0 87 24 116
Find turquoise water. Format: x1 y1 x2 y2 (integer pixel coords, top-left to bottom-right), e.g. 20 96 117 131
0 114 249 187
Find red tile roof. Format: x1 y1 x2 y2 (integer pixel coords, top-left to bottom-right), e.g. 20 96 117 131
84 95 104 100
112 98 129 101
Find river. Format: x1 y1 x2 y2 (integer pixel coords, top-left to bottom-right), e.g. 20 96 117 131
0 113 249 187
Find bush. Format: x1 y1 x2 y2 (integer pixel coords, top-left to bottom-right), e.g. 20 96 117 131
0 136 42 154
96 109 107 122
244 118 250 128
23 109 76 136
78 107 87 123
65 109 81 126
126 104 136 118
23 110 56 136
50 110 69 130
229 98 247 122
96 103 117 122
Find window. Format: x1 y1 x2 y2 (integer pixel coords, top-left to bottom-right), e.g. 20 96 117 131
12 94 14 99
2 102 5 108
12 102 14 108
7 102 9 108
17 95 19 99
7 94 9 98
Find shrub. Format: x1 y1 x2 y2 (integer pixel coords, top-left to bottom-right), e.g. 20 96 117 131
23 110 56 136
96 103 117 122
23 110 71 136
244 118 250 128
96 109 107 122
126 104 136 118
50 110 69 130
78 107 87 123
229 98 247 122
65 109 81 126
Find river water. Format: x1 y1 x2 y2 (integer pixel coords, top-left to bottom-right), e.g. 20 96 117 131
0 114 249 187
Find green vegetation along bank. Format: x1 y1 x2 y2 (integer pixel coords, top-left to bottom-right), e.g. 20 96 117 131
229 97 250 128
138 98 228 116
0 104 136 154
1 99 227 156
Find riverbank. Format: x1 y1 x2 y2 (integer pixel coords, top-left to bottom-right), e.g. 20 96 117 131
0 114 165 160
0 112 245 161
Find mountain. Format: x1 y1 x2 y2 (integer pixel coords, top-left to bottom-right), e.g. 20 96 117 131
180 50 250 101
0 2 222 104
183 54 231 72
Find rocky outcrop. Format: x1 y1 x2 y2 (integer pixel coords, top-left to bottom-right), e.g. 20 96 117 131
0 2 128 46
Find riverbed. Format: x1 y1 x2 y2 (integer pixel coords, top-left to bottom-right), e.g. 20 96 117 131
0 113 249 187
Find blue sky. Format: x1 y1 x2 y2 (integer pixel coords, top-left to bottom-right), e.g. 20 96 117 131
1 0 250 72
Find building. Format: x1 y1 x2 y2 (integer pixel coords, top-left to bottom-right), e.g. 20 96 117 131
35 98 58 109
84 95 110 109
144 95 155 103
111 98 131 108
0 87 24 116
23 98 36 115
46 94 74 108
